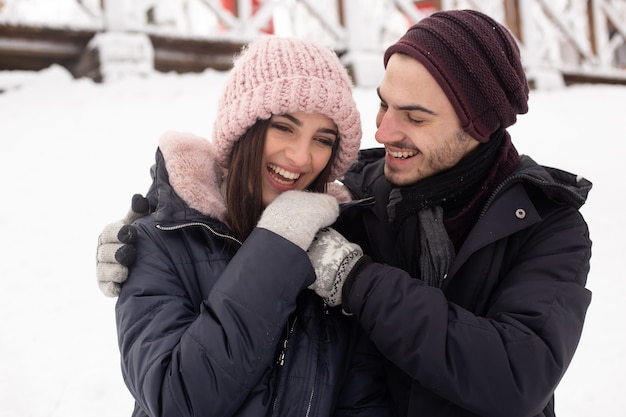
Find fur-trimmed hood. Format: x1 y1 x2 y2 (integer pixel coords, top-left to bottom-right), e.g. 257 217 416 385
157 131 228 223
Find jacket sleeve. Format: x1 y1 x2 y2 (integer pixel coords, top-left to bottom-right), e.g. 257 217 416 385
116 225 315 417
344 206 592 417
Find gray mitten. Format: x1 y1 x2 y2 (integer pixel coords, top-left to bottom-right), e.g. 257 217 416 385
307 227 363 306
96 194 150 297
256 190 339 251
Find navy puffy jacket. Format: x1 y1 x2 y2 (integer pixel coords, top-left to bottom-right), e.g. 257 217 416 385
116 137 390 417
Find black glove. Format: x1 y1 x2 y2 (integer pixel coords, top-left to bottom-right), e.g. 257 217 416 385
96 194 150 297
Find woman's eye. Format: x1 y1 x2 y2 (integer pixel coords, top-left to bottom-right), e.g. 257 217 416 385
316 137 335 147
271 123 292 132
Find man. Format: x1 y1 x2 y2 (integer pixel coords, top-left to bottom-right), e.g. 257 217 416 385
326 9 592 417
97 9 592 417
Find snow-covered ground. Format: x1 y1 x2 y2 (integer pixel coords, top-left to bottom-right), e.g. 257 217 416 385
0 64 624 416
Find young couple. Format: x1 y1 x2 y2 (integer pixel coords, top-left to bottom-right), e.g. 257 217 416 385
97 9 593 417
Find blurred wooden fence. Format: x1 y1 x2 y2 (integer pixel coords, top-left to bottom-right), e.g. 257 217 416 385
0 0 625 87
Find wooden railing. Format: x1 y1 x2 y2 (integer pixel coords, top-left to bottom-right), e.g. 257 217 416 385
1 0 625 86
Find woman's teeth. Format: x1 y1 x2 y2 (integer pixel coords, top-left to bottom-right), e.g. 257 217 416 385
268 164 300 183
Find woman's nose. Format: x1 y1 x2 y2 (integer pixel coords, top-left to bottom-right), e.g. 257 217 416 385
285 137 312 166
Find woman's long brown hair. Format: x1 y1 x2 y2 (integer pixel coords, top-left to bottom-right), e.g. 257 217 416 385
225 117 339 241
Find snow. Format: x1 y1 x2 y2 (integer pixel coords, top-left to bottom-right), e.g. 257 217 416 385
0 63 624 416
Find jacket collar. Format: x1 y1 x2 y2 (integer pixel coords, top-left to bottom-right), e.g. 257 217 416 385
343 149 592 213
339 149 592 272
152 131 228 224
450 155 592 277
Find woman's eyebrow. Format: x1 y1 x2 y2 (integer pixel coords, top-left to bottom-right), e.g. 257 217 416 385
318 127 338 136
279 113 301 126
279 113 338 136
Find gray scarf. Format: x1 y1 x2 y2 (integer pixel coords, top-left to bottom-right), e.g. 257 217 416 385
387 132 504 287
418 206 455 287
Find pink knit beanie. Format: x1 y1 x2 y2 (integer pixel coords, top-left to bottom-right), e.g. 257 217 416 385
384 9 529 143
212 36 362 181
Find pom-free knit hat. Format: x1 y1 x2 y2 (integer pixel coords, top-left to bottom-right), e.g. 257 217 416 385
384 9 529 143
213 36 362 181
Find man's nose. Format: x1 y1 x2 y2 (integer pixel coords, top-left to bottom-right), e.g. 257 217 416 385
375 111 403 144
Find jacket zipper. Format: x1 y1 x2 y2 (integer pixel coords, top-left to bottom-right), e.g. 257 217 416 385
276 316 297 366
304 387 315 417
304 303 329 417
271 316 298 415
304 302 329 417
156 222 242 246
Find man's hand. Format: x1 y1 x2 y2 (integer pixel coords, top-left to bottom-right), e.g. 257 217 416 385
96 194 150 297
307 227 363 306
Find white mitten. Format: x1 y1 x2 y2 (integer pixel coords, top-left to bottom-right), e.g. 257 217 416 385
307 227 363 306
96 194 150 297
256 190 339 251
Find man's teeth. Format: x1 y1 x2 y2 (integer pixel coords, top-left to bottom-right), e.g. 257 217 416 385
388 150 417 159
269 164 301 180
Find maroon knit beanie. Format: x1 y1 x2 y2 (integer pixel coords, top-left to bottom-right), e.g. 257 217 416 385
384 9 529 143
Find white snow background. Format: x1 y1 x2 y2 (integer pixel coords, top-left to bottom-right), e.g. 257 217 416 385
0 63 624 416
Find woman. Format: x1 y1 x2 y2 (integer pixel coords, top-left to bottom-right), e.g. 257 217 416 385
114 37 389 417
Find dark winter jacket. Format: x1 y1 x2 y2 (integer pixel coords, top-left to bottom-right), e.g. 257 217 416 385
115 133 390 417
336 148 592 417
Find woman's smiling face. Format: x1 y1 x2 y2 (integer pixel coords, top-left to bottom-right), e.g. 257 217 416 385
261 112 338 206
